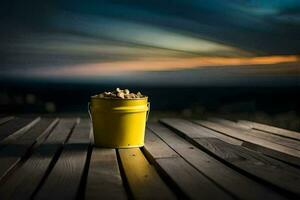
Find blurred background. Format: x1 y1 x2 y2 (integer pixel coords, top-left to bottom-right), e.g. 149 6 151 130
0 0 299 130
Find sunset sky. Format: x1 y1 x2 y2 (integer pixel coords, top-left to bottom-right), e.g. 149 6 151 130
1 0 300 86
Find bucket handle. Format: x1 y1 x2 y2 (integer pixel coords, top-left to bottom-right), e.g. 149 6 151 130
88 102 92 123
146 102 150 122
88 101 150 121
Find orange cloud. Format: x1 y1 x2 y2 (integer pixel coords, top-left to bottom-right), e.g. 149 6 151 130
42 55 299 77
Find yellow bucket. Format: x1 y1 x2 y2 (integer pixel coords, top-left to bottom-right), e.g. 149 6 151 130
88 96 150 148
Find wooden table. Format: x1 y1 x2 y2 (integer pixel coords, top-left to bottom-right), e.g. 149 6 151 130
0 116 299 200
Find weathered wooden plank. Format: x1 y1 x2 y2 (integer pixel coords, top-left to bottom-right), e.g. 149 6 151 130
34 119 91 200
196 120 300 159
160 118 242 145
144 129 179 159
66 119 90 144
118 148 176 200
206 119 300 166
85 148 127 200
209 118 300 151
209 118 252 130
0 119 76 200
194 138 300 197
34 145 87 200
144 129 233 200
0 117 40 143
242 142 300 167
0 118 58 180
0 116 14 125
149 122 287 200
45 118 78 144
239 120 300 141
158 157 233 200
250 129 300 151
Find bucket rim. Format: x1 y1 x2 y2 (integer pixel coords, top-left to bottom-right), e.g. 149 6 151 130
91 95 148 100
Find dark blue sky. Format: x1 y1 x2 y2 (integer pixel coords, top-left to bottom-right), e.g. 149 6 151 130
0 0 299 85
